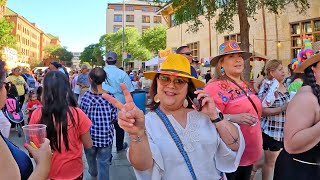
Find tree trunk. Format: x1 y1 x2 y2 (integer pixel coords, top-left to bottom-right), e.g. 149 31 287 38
237 0 251 82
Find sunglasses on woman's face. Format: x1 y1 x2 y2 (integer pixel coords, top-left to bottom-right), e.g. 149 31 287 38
181 52 192 56
158 75 188 88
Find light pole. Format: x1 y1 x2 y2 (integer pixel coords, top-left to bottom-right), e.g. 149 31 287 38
122 0 125 69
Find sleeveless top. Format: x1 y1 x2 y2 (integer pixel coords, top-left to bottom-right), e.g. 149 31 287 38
291 143 320 164
0 132 33 180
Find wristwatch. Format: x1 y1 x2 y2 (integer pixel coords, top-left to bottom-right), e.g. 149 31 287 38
211 112 224 123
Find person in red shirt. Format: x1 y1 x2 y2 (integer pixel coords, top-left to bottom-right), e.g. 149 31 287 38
29 71 92 180
26 91 42 121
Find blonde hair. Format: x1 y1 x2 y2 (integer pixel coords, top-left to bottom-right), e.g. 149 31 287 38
265 59 282 80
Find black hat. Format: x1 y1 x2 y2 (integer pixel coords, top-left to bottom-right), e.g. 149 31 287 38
50 62 62 69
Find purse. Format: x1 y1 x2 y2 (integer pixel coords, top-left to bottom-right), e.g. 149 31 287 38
155 108 197 180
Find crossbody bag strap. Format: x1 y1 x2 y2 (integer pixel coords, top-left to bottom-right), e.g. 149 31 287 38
155 108 197 180
225 76 259 115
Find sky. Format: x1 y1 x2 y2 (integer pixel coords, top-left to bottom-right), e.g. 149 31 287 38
7 0 120 52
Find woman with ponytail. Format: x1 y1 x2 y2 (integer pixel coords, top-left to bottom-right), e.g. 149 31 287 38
80 67 117 180
29 71 93 179
205 40 262 180
274 53 320 179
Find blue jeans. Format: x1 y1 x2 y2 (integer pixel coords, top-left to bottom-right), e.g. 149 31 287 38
84 146 112 180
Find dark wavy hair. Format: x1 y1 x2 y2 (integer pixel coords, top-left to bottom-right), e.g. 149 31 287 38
41 71 79 153
0 60 5 89
89 67 106 93
303 62 320 104
148 74 196 111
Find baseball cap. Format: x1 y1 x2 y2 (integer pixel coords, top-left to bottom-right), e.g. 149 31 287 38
106 52 118 61
50 62 62 69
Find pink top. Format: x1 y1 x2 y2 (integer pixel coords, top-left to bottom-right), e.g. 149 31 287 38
30 107 92 179
204 80 262 166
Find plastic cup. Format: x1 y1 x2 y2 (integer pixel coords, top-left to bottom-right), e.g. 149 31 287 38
22 124 47 149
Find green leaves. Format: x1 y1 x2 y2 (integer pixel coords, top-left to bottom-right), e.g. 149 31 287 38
80 44 104 67
0 18 16 51
44 45 73 63
99 27 165 62
140 25 166 53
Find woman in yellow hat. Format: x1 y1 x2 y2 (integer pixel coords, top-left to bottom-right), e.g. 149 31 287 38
103 54 245 179
273 53 320 180
204 40 262 180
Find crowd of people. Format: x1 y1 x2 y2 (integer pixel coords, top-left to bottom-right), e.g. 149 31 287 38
0 39 320 180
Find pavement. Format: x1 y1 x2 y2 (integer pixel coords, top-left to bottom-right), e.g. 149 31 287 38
8 129 137 180
8 128 262 180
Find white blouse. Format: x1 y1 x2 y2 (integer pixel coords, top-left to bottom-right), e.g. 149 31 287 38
128 110 245 180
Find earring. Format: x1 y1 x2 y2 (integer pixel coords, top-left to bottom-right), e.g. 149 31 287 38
154 94 160 103
220 67 225 76
183 98 189 108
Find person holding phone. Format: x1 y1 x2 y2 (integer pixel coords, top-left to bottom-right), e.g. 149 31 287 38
103 54 245 179
204 40 262 180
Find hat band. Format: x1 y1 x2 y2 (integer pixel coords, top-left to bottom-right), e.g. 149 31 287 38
159 69 191 76
219 49 242 55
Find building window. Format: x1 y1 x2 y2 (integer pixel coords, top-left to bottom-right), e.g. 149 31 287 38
113 25 122 32
169 14 177 27
291 24 300 34
114 14 122 22
224 33 241 44
126 15 134 22
142 15 150 23
129 62 134 69
152 8 159 12
142 26 150 33
126 6 134 11
154 16 161 23
114 6 122 11
141 7 149 12
315 20 320 32
187 42 200 61
290 18 320 58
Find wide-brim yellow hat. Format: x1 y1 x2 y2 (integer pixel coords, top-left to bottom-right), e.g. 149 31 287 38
294 54 320 73
144 54 205 88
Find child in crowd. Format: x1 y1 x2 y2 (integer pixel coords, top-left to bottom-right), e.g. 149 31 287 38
26 91 41 122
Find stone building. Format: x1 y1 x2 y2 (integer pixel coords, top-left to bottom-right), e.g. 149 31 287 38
158 0 320 77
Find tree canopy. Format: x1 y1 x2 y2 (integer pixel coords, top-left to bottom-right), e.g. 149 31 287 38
80 43 104 67
100 27 153 63
151 0 309 80
0 18 16 52
140 24 166 53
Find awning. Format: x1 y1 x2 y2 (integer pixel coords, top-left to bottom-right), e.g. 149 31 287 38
145 56 165 66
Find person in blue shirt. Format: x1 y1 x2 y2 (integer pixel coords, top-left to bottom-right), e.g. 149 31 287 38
102 52 135 152
176 46 198 79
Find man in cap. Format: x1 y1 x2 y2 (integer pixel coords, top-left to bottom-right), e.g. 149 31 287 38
176 46 198 78
102 51 134 152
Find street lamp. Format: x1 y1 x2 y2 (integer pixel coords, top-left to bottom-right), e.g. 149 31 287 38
122 0 126 69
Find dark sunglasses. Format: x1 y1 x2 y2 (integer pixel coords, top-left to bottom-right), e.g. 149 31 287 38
181 52 192 56
158 75 188 88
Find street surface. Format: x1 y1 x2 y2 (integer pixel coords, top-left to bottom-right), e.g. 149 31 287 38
9 127 262 180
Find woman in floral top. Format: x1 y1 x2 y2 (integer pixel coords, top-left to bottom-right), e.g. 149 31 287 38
205 40 262 180
258 59 289 180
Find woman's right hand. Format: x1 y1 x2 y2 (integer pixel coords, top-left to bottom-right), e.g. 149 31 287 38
231 113 258 126
103 83 145 136
25 138 52 179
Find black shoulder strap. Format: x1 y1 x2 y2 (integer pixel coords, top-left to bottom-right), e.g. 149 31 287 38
225 76 259 115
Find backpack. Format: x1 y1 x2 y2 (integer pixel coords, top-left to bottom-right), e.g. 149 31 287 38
21 74 36 89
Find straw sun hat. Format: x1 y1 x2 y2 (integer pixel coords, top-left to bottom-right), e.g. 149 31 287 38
143 54 205 88
210 40 252 66
293 41 320 73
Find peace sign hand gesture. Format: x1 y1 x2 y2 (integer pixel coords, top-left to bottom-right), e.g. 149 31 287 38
102 83 145 136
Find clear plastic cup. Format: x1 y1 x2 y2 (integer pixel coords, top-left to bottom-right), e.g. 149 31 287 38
22 124 47 148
